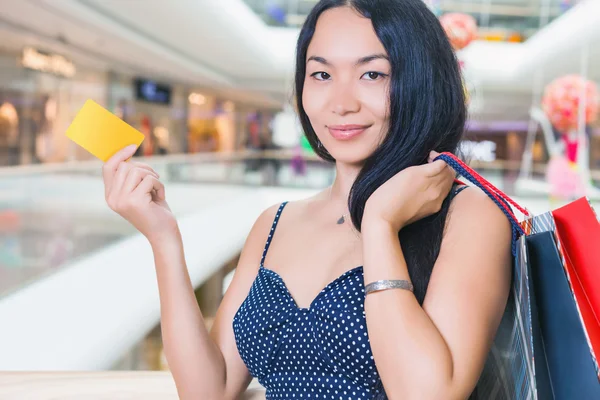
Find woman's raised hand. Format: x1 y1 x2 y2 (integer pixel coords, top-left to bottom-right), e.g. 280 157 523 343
102 145 178 245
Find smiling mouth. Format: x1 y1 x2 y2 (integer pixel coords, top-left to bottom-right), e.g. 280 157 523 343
327 124 371 140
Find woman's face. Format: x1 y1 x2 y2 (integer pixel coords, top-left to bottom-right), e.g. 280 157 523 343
303 7 391 165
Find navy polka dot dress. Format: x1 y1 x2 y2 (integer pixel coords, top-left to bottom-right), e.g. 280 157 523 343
233 202 383 399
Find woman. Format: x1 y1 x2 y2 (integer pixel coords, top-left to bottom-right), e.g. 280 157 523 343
102 0 512 398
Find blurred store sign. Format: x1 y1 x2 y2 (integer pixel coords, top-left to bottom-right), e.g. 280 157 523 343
134 78 172 105
20 47 76 78
460 140 497 162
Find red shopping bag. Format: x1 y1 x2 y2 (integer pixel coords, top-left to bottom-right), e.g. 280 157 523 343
553 198 600 376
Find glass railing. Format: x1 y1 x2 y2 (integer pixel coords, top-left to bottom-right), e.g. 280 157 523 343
1 150 599 299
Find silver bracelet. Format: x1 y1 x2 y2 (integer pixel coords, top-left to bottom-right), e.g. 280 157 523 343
365 279 414 295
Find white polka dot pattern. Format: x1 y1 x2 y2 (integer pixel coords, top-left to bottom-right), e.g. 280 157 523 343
233 202 382 398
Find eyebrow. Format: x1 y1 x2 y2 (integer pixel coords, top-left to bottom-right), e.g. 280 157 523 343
307 54 389 66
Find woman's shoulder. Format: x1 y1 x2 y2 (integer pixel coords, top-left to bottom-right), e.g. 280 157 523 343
447 186 513 248
452 185 511 219
259 191 326 222
252 202 285 236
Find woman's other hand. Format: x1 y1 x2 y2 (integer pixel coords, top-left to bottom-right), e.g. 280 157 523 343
363 151 455 231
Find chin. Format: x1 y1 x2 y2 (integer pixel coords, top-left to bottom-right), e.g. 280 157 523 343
326 146 373 166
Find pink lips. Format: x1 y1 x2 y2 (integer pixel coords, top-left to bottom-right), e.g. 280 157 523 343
327 124 370 140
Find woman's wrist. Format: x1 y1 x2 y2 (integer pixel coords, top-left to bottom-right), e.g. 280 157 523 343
148 225 183 254
362 212 405 235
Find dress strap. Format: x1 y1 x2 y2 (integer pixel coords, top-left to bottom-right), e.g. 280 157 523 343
260 201 288 267
453 184 469 196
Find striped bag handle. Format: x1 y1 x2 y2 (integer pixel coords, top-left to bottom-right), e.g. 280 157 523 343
435 152 531 255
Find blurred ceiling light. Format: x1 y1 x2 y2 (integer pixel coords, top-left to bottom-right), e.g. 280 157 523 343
188 92 206 105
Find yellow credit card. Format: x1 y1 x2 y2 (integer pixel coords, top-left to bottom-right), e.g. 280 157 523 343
66 99 144 162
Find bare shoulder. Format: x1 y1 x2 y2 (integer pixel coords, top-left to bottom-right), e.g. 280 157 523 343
242 195 319 268
447 186 513 244
240 202 285 268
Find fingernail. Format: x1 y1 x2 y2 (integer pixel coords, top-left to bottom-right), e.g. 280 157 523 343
125 144 137 152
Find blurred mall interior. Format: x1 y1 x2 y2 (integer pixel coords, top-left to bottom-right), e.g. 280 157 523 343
0 0 599 397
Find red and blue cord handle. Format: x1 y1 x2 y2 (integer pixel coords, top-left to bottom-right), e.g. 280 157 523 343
435 152 530 255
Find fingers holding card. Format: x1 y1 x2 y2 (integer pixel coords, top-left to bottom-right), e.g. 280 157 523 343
64 100 177 243
65 99 144 162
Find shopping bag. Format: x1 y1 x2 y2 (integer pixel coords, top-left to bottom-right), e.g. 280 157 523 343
553 198 600 377
527 200 600 382
436 152 600 399
527 230 600 398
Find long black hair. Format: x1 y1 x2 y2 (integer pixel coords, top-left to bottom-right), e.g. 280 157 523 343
295 0 466 304
295 1 467 396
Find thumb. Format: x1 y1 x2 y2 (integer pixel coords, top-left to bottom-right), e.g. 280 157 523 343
427 150 441 163
105 144 138 168
424 159 447 177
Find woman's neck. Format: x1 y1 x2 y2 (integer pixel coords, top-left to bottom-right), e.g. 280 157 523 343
329 161 363 211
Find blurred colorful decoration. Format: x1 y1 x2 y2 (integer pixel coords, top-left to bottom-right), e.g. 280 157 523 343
542 75 599 200
300 134 315 154
562 133 580 163
266 3 287 25
0 209 20 233
560 0 582 12
542 74 599 133
290 145 307 176
480 30 523 43
140 115 155 156
0 236 22 267
547 154 586 199
0 209 22 267
439 13 478 51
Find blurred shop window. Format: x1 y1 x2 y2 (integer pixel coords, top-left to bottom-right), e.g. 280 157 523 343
154 125 169 155
0 102 19 166
35 96 58 163
215 101 236 152
246 116 261 150
188 119 219 153
135 115 156 157
272 105 302 148
114 98 132 124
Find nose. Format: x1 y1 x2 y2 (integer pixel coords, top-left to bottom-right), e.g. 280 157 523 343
329 83 360 116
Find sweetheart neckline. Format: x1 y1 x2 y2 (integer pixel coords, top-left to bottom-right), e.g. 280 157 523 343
259 264 364 311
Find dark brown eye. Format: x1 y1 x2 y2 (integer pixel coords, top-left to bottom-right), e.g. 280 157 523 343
311 72 331 81
363 72 383 80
